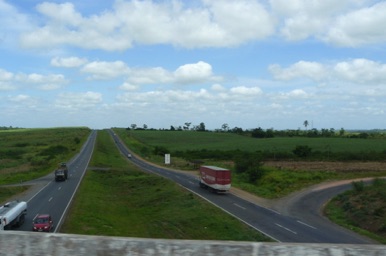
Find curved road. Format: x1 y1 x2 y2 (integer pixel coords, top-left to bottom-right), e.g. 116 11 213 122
6 129 376 244
110 130 376 244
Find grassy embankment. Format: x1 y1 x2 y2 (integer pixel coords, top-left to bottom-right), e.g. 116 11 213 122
325 179 386 244
113 129 386 199
61 130 271 241
0 127 90 203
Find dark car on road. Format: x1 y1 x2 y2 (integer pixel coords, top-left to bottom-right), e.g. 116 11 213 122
32 214 53 232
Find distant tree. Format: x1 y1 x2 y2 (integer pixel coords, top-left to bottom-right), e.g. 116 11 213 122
251 127 265 138
303 120 309 130
231 127 243 134
143 124 148 129
184 122 191 130
197 122 206 132
266 128 274 138
130 124 137 130
221 123 229 132
170 125 175 131
339 128 345 136
307 128 319 137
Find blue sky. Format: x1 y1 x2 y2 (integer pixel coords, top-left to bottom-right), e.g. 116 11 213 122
1 0 385 130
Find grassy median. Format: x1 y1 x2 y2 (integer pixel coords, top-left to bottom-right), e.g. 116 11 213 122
60 130 271 241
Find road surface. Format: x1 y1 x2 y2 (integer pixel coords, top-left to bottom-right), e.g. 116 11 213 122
110 129 376 244
13 130 96 232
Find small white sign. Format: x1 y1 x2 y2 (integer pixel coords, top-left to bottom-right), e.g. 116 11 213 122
165 154 170 164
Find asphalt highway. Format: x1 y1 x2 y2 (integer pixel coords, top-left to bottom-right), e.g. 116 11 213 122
10 129 376 244
109 129 376 244
15 130 97 232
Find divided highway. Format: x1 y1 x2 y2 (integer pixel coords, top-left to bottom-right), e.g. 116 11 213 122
9 129 376 244
14 130 97 232
110 130 376 244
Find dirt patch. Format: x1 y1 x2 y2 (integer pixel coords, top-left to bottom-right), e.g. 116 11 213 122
264 161 386 172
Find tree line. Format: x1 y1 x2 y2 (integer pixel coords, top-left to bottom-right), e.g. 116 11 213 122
127 122 385 139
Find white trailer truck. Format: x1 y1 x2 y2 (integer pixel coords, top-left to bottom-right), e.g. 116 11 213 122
0 200 27 230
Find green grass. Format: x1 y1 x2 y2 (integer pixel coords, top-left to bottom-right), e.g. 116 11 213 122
233 166 386 199
115 129 386 153
325 179 386 244
0 127 91 185
0 186 29 204
113 128 386 199
61 130 272 241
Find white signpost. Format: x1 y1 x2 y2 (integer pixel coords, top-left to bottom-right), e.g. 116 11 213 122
164 154 170 165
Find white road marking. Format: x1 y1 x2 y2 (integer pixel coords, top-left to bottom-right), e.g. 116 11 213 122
265 208 281 215
275 223 297 234
297 220 316 229
48 197 53 202
234 203 246 210
58 187 62 190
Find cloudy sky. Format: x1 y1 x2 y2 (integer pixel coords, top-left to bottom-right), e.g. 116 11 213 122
1 0 385 130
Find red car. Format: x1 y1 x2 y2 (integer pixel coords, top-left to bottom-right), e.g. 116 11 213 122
32 214 53 232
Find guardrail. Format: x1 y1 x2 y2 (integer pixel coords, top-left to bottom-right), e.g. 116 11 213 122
1 231 385 256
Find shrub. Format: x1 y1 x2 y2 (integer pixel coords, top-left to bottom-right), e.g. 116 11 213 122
352 180 365 193
293 145 312 158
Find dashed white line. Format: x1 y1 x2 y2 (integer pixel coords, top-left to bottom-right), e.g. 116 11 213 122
297 220 316 229
48 197 53 202
275 223 297 234
234 203 246 210
58 187 62 190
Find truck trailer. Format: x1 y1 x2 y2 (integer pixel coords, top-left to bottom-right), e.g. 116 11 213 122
55 162 69 181
199 165 231 193
0 200 27 230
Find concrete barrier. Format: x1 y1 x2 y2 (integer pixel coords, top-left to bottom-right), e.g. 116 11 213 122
1 231 386 256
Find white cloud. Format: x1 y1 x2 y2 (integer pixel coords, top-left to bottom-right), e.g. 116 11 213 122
119 82 139 91
333 59 386 84
269 58 386 86
36 2 82 26
127 67 173 85
270 0 386 47
174 61 216 84
269 61 327 81
125 61 222 86
0 68 67 90
8 94 31 102
51 57 88 68
55 91 102 110
0 68 14 90
211 84 225 91
6 94 40 109
271 0 351 41
20 0 275 50
81 61 130 79
0 0 33 48
229 86 262 96
325 1 386 47
15 73 67 90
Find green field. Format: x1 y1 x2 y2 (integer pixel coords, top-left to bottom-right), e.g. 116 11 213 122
0 127 91 185
61 130 271 241
113 128 386 199
115 129 386 153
